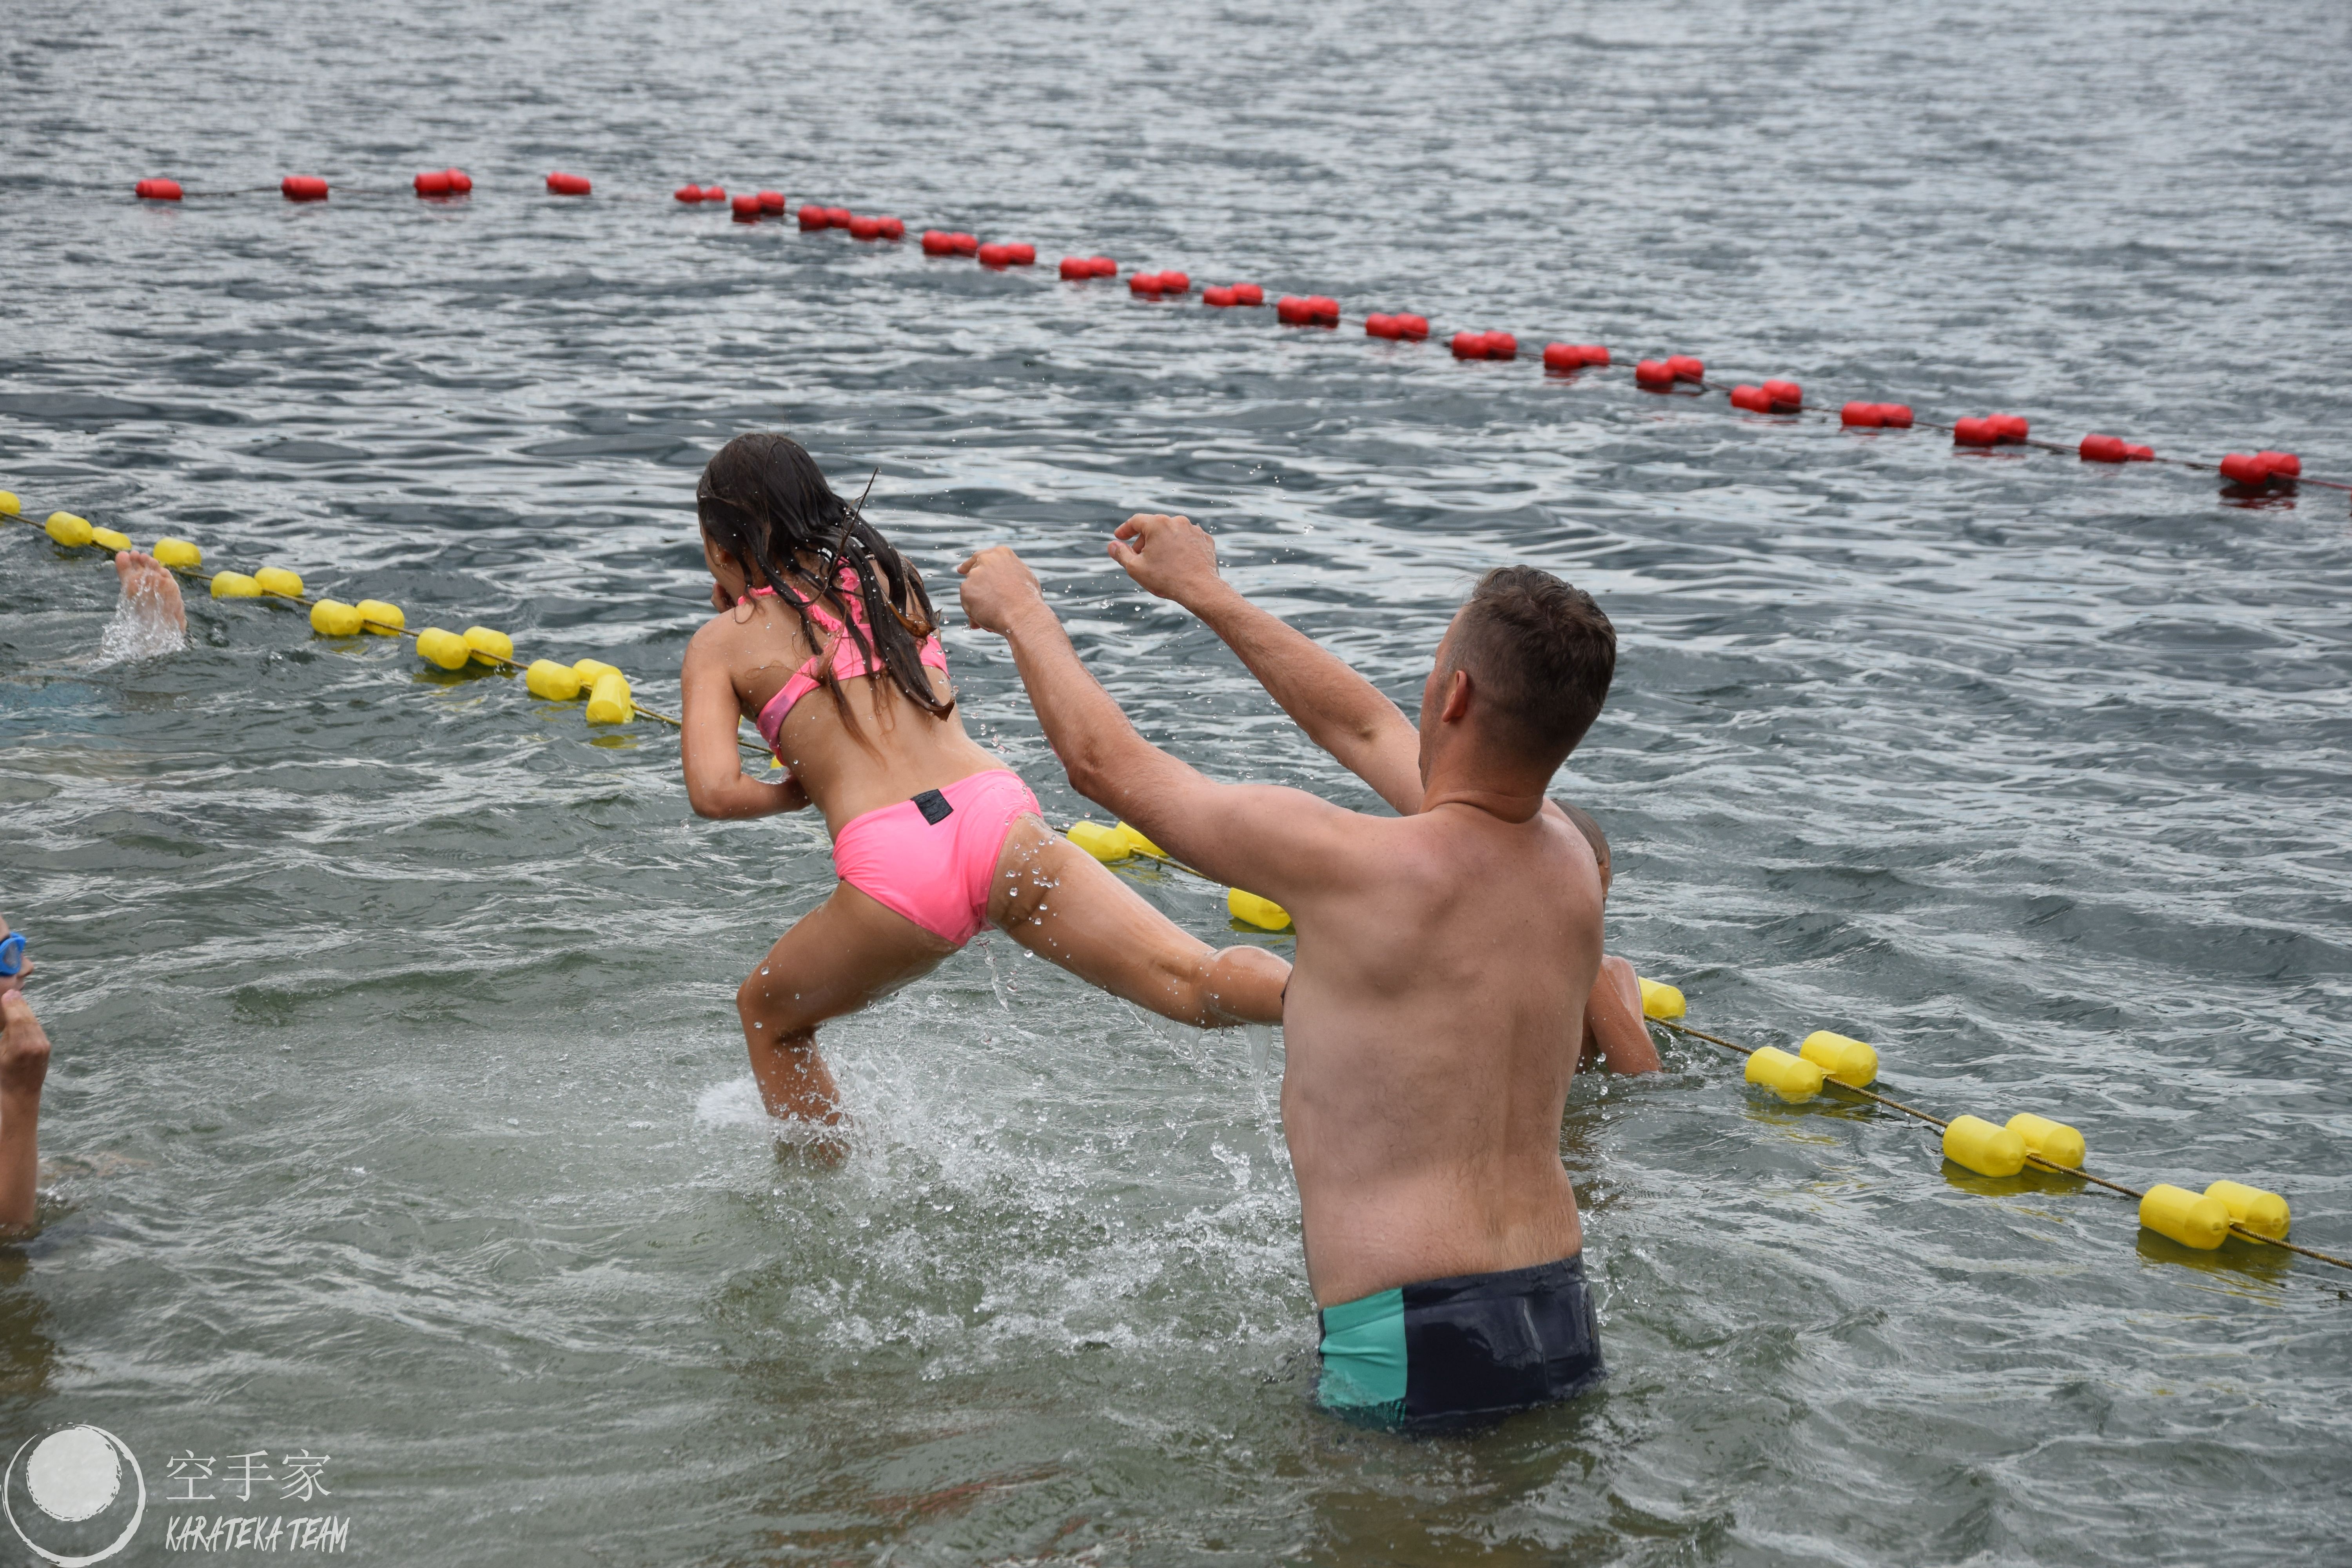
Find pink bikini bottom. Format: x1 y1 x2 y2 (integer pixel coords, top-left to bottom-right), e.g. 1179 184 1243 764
831 769 1044 947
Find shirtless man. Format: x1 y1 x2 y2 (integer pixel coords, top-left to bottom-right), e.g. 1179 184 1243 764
1103 520 1658 1080
958 518 1652 1430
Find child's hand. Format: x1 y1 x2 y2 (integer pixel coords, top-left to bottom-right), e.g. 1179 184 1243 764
956 547 1046 635
0 990 50 1101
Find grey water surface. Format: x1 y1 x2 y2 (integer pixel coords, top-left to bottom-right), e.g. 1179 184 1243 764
3 1 2350 1563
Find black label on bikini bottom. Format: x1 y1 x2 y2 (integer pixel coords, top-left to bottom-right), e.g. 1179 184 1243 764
914 789 954 825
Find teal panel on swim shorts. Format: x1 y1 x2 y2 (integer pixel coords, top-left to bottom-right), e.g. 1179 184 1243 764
1317 1287 1406 1413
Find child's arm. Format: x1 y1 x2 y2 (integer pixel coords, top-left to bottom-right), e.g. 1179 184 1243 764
1579 955 1662 1075
681 630 805 820
0 983 50 1234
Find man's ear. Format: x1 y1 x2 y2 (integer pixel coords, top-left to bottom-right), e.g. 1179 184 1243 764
1439 667 1474 725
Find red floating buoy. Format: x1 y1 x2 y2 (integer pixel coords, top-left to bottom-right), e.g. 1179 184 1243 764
1059 256 1093 280
2218 452 2270 486
1203 285 1237 307
1665 354 1704 383
1368 314 1401 339
1393 313 1428 340
545 172 591 196
1231 282 1266 307
673 184 703 203
799 205 830 230
1878 404 1913 428
1635 359 1675 389
876 216 904 240
731 193 762 223
759 191 786 214
921 229 955 254
849 215 881 240
1450 330 1488 359
1760 379 1802 410
1541 342 1584 372
1131 272 1165 296
1309 296 1339 325
976 241 1011 268
1007 243 1037 266
446 169 472 194
1154 268 1186 292
702 185 727 203
2079 434 2129 463
416 170 454 197
1583 345 1610 366
134 178 184 201
822 206 852 228
1840 401 1884 428
952 232 979 256
2255 450 2301 479
1953 418 1998 447
1728 385 1769 411
1089 256 1118 277
281 175 329 201
1989 413 2029 443
2123 442 2152 461
1485 331 1518 360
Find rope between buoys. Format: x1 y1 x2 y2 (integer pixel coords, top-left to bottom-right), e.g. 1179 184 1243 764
1657 1018 2351 1272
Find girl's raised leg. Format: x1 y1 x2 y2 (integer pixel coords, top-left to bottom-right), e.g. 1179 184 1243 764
985 818 1289 1025
738 881 959 1125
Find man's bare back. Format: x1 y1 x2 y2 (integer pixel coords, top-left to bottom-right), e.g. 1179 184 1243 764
959 518 1636 1429
1271 801 1599 1302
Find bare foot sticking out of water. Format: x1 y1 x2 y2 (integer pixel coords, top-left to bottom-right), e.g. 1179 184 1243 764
99 550 188 661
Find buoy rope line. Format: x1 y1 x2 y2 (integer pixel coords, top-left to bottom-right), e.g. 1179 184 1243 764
1654 1015 2352 1273
87 168 2341 502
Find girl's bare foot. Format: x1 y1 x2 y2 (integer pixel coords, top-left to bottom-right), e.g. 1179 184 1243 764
113 550 187 635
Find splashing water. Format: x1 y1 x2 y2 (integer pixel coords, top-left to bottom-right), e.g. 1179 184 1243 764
93 584 187 664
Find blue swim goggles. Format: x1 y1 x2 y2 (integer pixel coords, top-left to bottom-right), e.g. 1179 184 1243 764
0 934 24 978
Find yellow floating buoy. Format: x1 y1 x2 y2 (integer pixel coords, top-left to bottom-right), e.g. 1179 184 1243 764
1228 887 1292 932
1117 822 1169 860
2205 1180 2290 1241
1942 1114 2027 1177
210 571 262 598
153 537 203 570
89 525 132 552
254 566 304 598
572 658 621 686
1637 977 1686 1020
1798 1029 1877 1086
354 599 405 635
416 627 471 671
0 492 18 516
2140 1183 2229 1249
1743 1045 1825 1103
463 625 514 666
2005 1112 2087 1171
585 670 634 724
45 512 94 548
1067 821 1131 862
308 599 364 637
524 659 583 701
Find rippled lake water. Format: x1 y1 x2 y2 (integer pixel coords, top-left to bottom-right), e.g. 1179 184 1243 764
4 1 2350 1562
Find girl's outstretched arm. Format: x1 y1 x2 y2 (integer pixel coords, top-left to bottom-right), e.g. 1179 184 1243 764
681 625 806 820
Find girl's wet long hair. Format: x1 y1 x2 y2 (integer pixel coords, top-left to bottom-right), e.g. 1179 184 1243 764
695 432 951 725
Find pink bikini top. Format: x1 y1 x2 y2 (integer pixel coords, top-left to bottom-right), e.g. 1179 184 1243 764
746 573 948 763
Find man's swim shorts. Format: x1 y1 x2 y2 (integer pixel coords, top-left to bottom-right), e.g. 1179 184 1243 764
1315 1253 1606 1431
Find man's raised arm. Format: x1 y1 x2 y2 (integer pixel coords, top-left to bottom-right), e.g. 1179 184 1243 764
1107 513 1425 814
955 545 1355 900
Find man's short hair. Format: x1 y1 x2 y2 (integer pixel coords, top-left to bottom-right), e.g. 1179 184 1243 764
1448 566 1615 761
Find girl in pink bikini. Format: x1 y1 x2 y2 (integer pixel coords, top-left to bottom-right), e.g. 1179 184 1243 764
679 433 1289 1131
